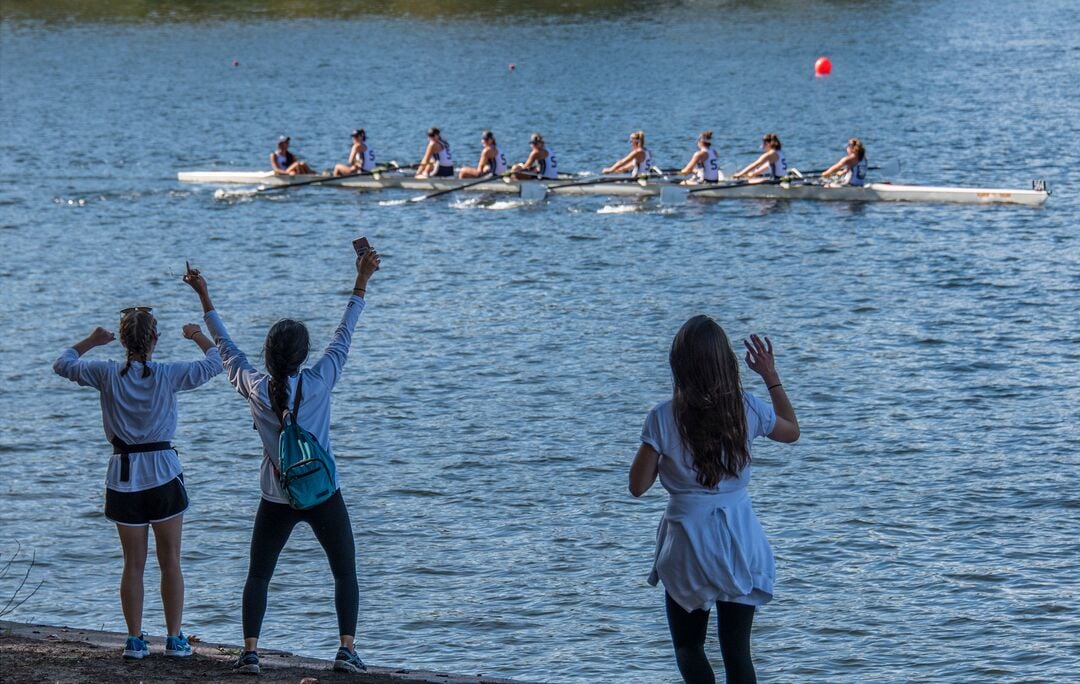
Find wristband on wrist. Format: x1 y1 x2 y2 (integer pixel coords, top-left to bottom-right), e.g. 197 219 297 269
767 382 783 391
352 287 366 295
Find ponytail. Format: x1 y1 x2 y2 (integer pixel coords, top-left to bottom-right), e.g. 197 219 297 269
119 310 157 378
264 319 310 421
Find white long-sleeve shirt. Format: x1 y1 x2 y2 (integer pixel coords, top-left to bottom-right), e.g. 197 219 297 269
52 347 224 492
204 296 365 504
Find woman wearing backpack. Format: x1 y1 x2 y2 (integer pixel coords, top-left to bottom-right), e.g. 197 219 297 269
182 248 380 675
629 316 800 684
52 307 223 660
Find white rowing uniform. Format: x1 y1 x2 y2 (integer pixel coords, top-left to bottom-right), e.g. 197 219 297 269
355 145 376 172
537 149 558 179
632 148 654 177
436 139 453 168
765 150 787 179
845 157 867 186
488 146 508 175
697 147 720 182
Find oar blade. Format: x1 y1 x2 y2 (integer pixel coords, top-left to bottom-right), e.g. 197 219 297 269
520 182 547 202
660 185 689 205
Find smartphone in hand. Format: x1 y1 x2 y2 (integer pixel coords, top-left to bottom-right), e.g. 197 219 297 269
352 236 370 257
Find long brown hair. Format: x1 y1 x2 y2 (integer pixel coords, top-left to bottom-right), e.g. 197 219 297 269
119 310 157 378
670 315 748 487
264 319 310 421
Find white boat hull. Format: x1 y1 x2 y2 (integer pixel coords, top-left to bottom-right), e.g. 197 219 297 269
177 171 1049 206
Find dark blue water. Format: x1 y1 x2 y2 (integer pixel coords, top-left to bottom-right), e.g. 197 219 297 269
1 2 1077 682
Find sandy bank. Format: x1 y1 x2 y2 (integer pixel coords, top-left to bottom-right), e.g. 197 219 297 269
0 620 532 683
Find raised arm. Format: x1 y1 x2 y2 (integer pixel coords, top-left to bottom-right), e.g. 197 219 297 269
53 327 116 388
184 262 262 398
164 323 224 391
309 246 381 388
743 334 799 442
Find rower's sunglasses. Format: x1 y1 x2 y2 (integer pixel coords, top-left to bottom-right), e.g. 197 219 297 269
120 306 153 316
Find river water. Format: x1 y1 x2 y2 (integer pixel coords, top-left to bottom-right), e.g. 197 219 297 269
1 2 1077 682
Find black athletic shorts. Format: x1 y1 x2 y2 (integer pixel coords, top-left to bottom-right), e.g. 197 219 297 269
105 475 188 526
433 165 454 177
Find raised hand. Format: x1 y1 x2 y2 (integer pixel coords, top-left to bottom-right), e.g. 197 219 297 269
182 260 208 295
357 247 381 279
182 323 203 340
88 327 116 347
743 334 778 383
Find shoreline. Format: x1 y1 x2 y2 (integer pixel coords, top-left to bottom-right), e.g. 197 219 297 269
0 620 532 683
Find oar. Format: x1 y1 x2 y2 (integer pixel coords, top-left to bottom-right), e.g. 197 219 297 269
409 170 518 203
793 159 901 178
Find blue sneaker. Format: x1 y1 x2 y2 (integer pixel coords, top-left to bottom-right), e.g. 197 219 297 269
232 650 260 675
165 631 192 657
333 646 366 673
122 634 150 660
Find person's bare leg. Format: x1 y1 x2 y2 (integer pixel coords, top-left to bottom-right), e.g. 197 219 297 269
116 524 149 637
151 515 184 636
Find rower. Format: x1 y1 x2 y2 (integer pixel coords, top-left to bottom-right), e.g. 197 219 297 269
511 133 558 180
416 127 454 178
678 131 721 185
270 136 315 176
821 138 868 186
333 129 377 177
602 130 653 177
459 130 508 179
732 133 787 182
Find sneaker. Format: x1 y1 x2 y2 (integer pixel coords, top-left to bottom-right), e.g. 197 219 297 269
333 646 366 673
165 631 192 657
232 650 260 675
122 634 150 660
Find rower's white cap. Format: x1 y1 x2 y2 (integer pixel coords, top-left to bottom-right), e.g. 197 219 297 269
277 135 290 143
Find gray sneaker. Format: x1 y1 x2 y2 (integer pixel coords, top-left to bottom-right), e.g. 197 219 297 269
333 646 366 673
231 650 260 674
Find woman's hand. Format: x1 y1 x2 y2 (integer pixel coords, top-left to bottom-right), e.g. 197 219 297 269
743 334 779 384
182 323 203 340
357 248 381 278
88 327 116 347
183 261 208 295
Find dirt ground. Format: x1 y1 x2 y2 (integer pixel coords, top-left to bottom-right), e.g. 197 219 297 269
0 622 525 684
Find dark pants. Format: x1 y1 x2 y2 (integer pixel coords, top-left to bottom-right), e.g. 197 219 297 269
242 490 358 639
666 592 757 684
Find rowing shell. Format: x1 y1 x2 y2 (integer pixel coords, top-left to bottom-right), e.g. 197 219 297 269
176 171 1050 206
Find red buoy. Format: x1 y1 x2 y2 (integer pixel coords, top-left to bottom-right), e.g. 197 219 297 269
814 56 832 77
508 63 516 72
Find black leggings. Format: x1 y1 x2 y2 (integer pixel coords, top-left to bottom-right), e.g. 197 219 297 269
665 592 756 684
242 490 358 639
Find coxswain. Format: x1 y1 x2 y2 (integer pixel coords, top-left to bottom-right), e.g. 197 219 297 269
270 136 315 176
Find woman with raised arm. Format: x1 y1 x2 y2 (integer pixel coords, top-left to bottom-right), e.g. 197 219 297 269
603 130 653 176
732 133 788 182
821 138 868 186
183 248 380 676
629 316 800 684
678 131 721 185
53 307 223 661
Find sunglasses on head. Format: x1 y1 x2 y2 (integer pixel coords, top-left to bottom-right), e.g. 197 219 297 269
120 306 153 315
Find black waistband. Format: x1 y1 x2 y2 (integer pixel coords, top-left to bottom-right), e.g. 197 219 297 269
110 439 174 483
111 439 173 455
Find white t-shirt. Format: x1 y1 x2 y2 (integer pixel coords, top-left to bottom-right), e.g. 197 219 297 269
204 296 365 504
53 347 224 492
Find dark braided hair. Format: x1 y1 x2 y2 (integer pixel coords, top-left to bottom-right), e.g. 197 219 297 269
264 319 310 422
670 315 749 487
119 310 157 378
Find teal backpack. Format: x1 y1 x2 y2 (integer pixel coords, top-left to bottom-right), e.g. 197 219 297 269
276 372 337 510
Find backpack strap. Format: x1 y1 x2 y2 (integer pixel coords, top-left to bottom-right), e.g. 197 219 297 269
292 372 304 421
